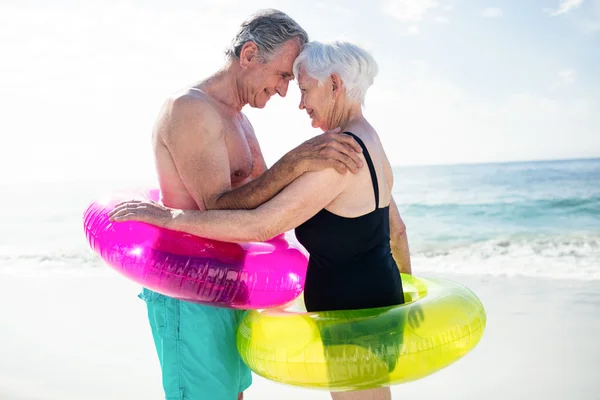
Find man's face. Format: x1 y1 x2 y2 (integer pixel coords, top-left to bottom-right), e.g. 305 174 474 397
246 40 301 109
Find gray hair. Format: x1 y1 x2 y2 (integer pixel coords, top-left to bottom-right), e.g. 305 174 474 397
226 9 309 63
293 41 379 105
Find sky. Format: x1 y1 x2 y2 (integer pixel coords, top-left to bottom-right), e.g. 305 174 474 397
1 0 599 184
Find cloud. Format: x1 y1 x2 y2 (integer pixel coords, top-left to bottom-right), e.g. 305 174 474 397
382 0 440 22
315 1 357 17
558 69 577 84
407 25 420 35
544 0 600 33
546 0 586 16
433 16 451 23
381 0 451 35
482 7 503 18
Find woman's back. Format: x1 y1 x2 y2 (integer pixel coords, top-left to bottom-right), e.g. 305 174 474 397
294 126 404 313
324 123 394 217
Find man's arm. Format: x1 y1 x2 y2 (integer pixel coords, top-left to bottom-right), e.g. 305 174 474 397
109 168 349 243
163 97 235 210
389 196 412 274
210 129 366 210
166 100 298 211
164 168 348 243
211 149 300 210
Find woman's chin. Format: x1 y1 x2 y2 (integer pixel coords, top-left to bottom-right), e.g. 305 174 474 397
310 119 320 129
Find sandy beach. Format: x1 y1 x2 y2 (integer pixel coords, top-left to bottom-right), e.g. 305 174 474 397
1 269 598 400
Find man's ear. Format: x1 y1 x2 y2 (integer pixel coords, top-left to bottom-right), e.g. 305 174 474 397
239 42 259 68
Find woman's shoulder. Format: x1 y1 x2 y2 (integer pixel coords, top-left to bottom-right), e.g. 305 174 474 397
343 120 380 144
343 127 383 159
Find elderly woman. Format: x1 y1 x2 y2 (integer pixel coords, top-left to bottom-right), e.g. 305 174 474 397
110 41 412 400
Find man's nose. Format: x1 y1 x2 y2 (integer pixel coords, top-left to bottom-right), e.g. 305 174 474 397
276 79 289 97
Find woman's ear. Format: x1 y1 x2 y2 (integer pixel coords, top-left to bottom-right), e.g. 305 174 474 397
239 42 259 68
330 73 343 98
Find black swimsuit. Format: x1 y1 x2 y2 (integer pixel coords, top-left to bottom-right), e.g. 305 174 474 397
295 132 405 313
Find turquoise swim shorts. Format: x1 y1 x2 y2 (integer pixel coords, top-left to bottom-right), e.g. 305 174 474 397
139 289 252 400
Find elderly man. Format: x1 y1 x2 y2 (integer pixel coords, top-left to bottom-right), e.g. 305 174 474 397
142 9 375 400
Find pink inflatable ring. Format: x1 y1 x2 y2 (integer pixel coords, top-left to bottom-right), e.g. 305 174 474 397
82 188 308 309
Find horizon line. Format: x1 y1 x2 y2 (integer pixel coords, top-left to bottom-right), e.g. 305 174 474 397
392 155 600 169
1 155 598 186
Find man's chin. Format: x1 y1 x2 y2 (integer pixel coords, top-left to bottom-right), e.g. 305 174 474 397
251 99 268 109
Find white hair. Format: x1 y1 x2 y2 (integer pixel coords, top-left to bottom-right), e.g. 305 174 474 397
292 41 378 104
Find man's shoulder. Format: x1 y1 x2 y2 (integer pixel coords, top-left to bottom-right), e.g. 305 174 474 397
169 88 220 118
162 89 225 142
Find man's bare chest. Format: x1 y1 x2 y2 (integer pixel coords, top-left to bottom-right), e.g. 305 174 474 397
223 124 255 185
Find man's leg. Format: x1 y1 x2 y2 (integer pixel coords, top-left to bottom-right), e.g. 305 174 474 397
234 309 253 399
140 289 252 400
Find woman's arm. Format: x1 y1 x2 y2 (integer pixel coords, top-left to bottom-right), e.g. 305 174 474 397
171 168 347 242
389 196 412 274
378 138 412 274
110 168 347 243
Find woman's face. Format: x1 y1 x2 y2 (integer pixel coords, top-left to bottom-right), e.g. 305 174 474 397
297 68 334 131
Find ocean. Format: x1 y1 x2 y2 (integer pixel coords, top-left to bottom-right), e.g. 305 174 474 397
395 158 600 280
1 158 599 281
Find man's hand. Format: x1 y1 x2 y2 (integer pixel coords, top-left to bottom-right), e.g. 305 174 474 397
286 128 364 175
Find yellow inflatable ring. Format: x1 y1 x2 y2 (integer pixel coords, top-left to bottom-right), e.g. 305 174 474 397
236 274 486 391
